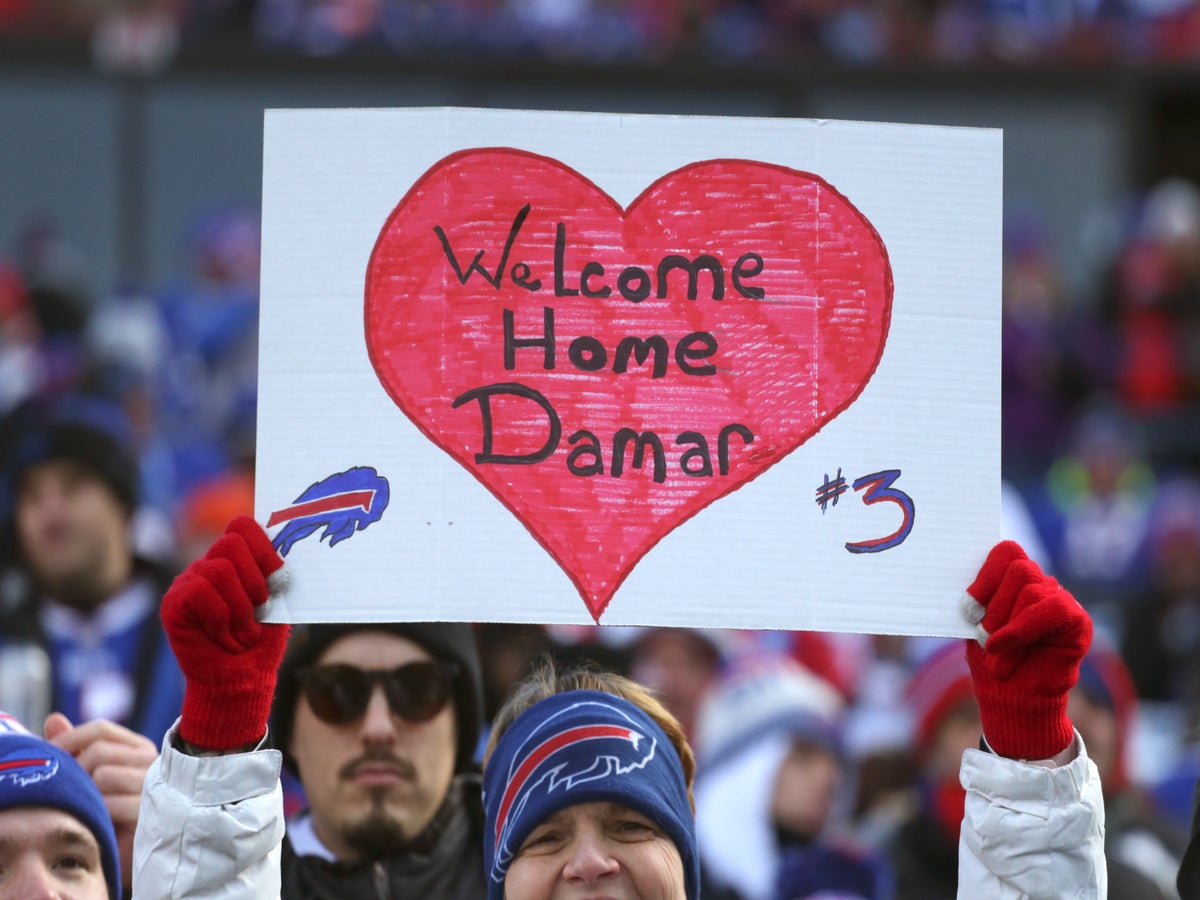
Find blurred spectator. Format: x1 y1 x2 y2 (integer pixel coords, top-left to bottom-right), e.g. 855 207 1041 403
840 633 918 850
880 640 977 900
0 260 42 417
693 654 891 900
1025 401 1156 629
153 203 262 502
16 218 93 337
628 627 729 743
83 290 183 561
1105 179 1200 415
474 620 552 756
1121 476 1200 706
1001 204 1101 477
14 218 93 396
158 203 261 425
0 393 184 743
544 622 638 674
1069 639 1187 898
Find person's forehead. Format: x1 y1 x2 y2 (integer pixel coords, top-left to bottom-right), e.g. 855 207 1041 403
0 806 100 850
539 801 642 826
317 630 433 668
17 457 102 490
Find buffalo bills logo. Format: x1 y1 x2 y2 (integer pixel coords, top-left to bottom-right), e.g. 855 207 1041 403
490 699 657 880
0 749 58 788
267 466 390 557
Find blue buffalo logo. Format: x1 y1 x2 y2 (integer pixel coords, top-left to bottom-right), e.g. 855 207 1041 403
0 750 58 788
267 467 390 557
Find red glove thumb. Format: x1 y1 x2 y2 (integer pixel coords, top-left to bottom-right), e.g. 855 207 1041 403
961 541 1092 760
161 515 291 750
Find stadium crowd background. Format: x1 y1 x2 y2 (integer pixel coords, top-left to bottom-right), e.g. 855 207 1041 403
2 0 1200 880
5 0 1200 65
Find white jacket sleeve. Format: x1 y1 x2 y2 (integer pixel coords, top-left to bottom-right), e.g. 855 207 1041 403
132 720 285 900
958 734 1107 899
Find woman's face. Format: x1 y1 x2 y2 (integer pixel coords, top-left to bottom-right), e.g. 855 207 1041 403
504 801 686 900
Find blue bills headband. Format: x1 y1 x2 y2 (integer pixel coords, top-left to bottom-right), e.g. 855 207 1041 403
482 689 699 900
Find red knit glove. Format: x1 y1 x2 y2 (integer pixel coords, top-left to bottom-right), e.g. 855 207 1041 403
961 541 1092 760
161 516 290 751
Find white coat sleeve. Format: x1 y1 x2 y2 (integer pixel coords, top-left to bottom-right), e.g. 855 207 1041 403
132 720 285 900
957 733 1107 899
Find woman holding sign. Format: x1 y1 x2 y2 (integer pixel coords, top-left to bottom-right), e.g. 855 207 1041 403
132 519 1104 899
480 541 1105 900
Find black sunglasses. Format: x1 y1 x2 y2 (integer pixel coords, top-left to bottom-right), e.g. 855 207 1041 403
296 660 459 725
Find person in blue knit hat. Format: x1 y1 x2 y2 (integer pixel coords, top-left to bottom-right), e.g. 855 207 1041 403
0 710 121 899
482 663 701 900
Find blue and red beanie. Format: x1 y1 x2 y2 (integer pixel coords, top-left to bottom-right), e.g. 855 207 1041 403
483 689 699 900
0 712 121 898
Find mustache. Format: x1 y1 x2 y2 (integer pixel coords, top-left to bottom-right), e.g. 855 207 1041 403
339 749 416 781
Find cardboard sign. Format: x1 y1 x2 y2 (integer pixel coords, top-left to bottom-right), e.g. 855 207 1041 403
257 108 1001 636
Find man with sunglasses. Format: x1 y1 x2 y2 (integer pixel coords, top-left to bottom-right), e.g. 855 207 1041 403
132 516 486 899
271 618 484 898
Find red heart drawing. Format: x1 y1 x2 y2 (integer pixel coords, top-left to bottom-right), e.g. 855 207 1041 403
366 149 892 621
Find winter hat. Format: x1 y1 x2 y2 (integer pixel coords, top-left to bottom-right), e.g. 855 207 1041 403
483 689 699 900
4 393 139 519
272 622 483 774
905 640 976 761
695 654 845 771
0 712 120 898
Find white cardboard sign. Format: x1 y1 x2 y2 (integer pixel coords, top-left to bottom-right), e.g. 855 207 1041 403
256 107 1001 637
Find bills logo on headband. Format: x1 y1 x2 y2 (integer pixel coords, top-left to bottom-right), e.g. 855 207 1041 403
267 466 390 556
491 699 657 880
0 748 59 788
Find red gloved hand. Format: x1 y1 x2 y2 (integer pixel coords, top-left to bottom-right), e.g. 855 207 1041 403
961 541 1092 760
161 515 290 751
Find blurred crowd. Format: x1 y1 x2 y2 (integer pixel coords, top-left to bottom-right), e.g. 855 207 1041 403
0 167 1199 897
7 0 1200 72
0 206 260 565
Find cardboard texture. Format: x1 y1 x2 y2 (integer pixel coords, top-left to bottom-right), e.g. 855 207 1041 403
257 107 1001 636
